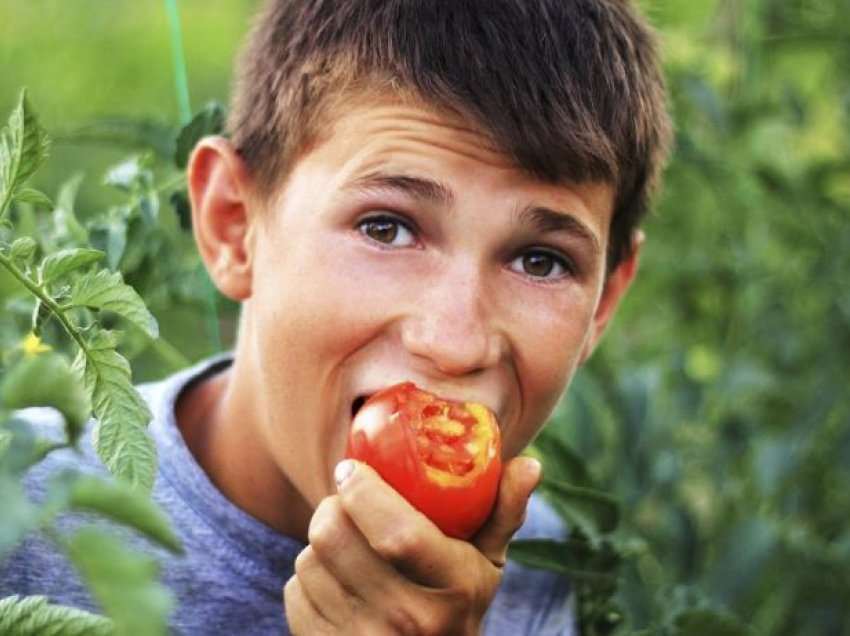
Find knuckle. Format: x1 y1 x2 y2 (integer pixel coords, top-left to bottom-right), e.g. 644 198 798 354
293 546 314 576
283 576 299 608
387 591 465 636
373 526 423 563
383 604 430 636
307 496 348 554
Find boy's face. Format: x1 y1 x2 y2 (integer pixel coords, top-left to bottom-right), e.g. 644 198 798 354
209 98 635 509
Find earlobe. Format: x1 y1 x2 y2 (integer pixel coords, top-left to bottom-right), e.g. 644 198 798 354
187 136 255 301
579 231 643 365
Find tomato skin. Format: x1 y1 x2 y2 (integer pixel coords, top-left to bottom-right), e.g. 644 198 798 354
345 382 502 539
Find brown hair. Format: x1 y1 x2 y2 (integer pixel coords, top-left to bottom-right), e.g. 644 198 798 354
228 0 672 270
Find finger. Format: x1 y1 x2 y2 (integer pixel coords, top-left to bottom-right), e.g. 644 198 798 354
294 545 357 626
308 494 410 603
334 459 469 588
472 456 541 567
283 575 334 635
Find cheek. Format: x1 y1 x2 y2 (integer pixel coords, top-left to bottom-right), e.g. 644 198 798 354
502 290 597 456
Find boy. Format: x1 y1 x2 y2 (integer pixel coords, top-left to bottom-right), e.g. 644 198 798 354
1 0 671 633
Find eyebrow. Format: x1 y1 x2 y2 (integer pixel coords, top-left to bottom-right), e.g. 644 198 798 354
343 170 601 256
516 204 602 256
343 171 455 208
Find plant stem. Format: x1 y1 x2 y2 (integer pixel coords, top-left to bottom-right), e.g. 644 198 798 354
0 251 89 356
0 189 13 224
165 0 192 125
154 172 186 195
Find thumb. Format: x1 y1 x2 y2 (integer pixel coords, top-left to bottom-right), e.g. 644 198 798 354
472 456 542 567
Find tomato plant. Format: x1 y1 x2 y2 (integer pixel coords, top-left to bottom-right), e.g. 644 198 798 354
346 382 502 540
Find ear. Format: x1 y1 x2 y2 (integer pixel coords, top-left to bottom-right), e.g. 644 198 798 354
578 230 643 365
187 136 255 301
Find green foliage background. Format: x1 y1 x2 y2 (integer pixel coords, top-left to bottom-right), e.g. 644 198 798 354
1 1 848 634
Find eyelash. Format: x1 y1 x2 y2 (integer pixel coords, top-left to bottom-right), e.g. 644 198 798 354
355 213 575 282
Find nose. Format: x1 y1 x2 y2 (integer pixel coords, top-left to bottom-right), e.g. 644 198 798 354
400 262 504 376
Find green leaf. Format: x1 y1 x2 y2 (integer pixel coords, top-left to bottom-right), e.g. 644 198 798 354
53 174 89 245
541 478 621 536
0 476 40 559
40 247 104 284
138 190 159 226
68 476 182 554
529 430 593 487
0 429 11 457
57 115 176 160
0 353 90 444
13 188 53 209
0 418 64 477
508 538 621 587
0 90 50 211
73 330 156 491
671 609 755 636
64 528 173 636
169 190 191 230
103 157 147 190
0 595 113 636
174 101 225 169
9 237 37 263
70 269 158 338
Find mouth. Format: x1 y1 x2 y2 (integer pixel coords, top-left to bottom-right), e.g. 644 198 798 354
350 395 369 419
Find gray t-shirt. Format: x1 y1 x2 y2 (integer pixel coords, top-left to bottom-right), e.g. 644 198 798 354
0 355 575 635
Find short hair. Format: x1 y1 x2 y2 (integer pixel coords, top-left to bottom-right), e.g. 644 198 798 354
228 0 672 270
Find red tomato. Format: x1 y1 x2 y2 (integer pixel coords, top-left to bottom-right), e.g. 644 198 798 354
345 382 502 539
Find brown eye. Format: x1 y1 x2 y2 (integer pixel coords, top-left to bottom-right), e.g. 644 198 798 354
523 253 555 277
509 250 570 281
358 216 416 247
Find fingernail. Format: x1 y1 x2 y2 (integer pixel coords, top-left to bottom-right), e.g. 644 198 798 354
334 459 355 488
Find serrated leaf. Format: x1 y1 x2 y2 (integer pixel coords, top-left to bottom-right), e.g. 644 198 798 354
40 248 104 284
53 174 88 245
174 102 225 169
74 330 156 491
13 187 52 209
0 594 113 636
70 269 158 338
0 353 90 444
541 479 621 537
68 476 182 554
0 90 50 208
64 528 173 636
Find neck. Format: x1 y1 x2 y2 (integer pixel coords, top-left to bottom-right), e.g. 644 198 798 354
175 349 314 542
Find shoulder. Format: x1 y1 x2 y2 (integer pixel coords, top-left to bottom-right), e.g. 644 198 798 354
483 492 576 635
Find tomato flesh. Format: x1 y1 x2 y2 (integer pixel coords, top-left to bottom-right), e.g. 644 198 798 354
345 382 502 539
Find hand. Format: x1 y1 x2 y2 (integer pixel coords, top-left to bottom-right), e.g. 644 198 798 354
284 455 542 635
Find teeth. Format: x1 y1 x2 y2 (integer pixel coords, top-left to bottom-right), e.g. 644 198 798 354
352 400 393 440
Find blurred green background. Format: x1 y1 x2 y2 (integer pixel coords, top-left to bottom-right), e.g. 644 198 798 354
2 1 849 634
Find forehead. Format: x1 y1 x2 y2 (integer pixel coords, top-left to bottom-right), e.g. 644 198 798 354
284 96 614 242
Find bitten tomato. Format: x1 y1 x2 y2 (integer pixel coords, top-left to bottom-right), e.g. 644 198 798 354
345 382 502 539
